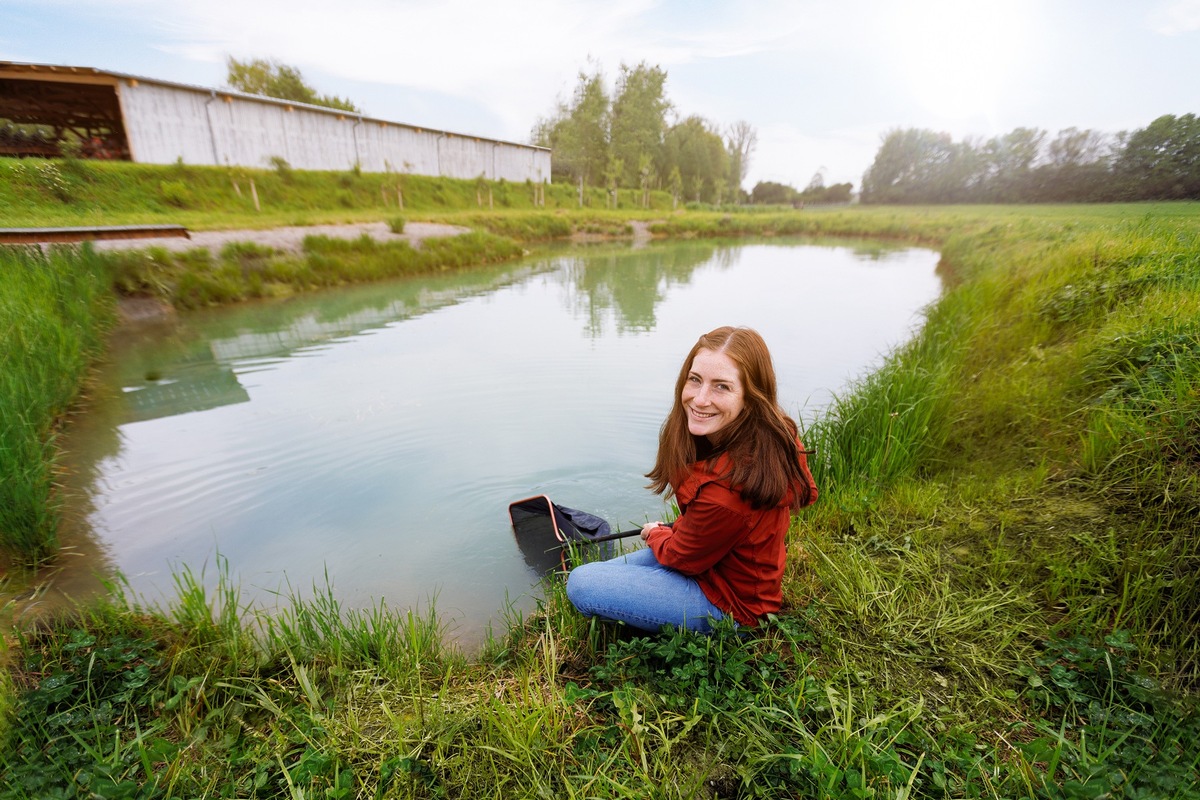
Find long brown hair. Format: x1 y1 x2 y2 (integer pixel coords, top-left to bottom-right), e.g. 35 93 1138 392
645 326 814 510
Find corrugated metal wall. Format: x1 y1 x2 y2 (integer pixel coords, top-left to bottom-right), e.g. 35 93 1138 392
117 79 549 182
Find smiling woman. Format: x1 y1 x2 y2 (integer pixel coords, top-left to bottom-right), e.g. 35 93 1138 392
682 349 746 438
566 326 818 634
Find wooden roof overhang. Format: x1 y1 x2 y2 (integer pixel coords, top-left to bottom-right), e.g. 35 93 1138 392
0 63 127 143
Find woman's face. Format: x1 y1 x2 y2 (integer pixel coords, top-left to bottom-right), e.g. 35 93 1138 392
682 348 746 439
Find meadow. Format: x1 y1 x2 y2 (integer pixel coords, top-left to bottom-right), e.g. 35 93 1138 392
1 158 1197 797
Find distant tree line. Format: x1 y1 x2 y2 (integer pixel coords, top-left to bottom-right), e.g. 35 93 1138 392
531 61 757 206
861 114 1200 203
750 173 853 206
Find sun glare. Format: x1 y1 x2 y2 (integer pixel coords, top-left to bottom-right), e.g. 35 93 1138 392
891 0 1029 124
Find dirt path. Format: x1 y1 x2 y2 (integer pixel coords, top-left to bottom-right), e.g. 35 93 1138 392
92 221 470 254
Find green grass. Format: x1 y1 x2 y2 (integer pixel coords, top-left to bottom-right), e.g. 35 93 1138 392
0 245 114 562
0 157 677 230
3 573 1196 798
1 160 1199 796
101 230 526 309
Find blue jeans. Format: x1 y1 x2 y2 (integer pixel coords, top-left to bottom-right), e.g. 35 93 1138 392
565 547 728 633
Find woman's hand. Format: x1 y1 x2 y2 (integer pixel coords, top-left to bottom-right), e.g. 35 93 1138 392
640 521 664 541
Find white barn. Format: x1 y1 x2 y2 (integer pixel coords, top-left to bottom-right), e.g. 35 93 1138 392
0 62 550 183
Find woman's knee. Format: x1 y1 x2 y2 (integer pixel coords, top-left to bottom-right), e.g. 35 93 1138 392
565 562 600 611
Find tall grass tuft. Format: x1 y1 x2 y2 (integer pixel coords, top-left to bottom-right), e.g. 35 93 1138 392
0 244 113 562
804 298 960 495
259 577 460 687
1081 315 1200 511
464 211 573 241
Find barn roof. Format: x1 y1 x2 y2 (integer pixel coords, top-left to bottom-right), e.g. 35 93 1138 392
0 61 547 152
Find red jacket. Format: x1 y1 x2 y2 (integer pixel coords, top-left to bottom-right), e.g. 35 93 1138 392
644 446 817 626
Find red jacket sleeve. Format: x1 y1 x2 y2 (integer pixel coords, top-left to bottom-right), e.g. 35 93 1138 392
645 486 750 575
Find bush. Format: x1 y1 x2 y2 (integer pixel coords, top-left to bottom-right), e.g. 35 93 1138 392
268 155 293 181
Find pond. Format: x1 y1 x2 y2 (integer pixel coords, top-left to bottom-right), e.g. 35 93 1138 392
54 237 943 645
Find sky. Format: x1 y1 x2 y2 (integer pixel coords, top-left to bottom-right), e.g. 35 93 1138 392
3 0 1198 191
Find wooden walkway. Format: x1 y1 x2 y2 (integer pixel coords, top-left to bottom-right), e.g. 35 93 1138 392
0 224 189 244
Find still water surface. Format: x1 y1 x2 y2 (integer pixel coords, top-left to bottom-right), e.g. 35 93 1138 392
58 238 942 644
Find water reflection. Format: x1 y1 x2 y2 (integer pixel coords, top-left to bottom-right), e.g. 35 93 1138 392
51 237 942 645
109 259 560 424
565 241 731 333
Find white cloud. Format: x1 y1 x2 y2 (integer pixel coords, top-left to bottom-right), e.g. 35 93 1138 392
1148 0 1200 34
53 0 847 141
137 0 817 140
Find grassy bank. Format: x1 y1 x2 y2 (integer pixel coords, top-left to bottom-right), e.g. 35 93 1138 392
1 160 1198 796
104 230 526 310
0 157 676 230
0 246 114 563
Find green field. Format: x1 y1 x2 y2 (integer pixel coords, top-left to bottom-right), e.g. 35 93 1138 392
1 159 1197 798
